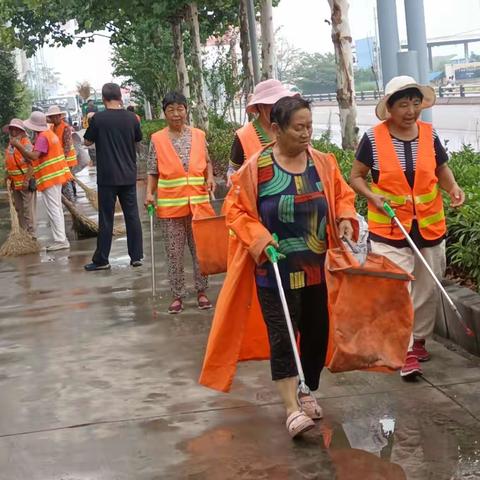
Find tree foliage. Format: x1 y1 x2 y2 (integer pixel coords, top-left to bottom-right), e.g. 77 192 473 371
111 19 177 115
0 49 20 132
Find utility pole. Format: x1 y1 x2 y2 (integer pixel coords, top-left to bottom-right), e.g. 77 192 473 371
376 0 400 87
246 0 261 85
404 0 432 121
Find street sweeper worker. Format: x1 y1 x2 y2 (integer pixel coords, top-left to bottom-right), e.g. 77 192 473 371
46 105 77 200
13 111 72 251
3 119 36 237
145 91 215 314
350 75 465 379
227 79 299 186
199 96 358 439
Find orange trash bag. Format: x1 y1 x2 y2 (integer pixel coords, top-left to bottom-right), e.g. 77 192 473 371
192 198 229 275
325 244 414 374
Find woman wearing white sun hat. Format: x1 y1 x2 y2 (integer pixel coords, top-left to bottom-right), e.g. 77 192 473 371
350 75 465 379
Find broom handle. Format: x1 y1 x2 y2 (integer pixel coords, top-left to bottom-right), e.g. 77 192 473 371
147 204 156 297
383 202 472 335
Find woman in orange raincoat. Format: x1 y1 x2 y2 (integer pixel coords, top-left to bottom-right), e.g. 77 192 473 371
200 97 358 439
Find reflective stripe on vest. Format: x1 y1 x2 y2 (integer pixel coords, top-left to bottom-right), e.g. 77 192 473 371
34 130 72 191
157 176 205 188
367 121 446 241
5 137 32 191
52 121 77 167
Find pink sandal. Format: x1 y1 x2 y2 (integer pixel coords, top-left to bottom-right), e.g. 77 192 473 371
168 298 183 314
299 394 323 420
197 292 212 310
286 411 315 438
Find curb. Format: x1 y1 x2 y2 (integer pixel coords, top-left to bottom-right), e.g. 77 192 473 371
435 282 480 356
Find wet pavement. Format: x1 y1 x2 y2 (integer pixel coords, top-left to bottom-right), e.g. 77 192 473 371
1 169 480 479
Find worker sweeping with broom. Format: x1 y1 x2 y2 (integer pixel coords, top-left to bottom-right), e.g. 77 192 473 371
350 76 465 379
3 119 37 238
199 97 358 438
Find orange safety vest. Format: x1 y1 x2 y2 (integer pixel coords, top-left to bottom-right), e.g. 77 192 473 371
51 121 77 167
33 129 72 192
367 121 446 241
5 136 32 190
151 127 214 219
236 122 264 162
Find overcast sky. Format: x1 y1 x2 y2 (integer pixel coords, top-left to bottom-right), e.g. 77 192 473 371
42 0 480 92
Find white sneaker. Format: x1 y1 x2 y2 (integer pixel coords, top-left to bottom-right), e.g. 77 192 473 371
46 241 70 251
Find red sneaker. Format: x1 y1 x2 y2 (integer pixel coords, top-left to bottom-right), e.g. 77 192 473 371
400 353 423 378
412 339 430 362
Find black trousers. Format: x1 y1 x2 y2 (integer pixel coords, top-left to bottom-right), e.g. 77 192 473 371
92 184 143 265
257 283 329 391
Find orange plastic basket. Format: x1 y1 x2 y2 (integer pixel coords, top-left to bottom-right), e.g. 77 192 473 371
192 199 228 275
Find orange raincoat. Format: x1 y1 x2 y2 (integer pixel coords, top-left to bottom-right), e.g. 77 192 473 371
199 145 358 392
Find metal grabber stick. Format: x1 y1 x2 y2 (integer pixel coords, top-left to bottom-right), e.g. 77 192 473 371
266 235 311 396
383 202 473 336
147 204 156 297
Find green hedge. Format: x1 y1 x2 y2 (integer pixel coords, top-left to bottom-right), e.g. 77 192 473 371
444 146 480 289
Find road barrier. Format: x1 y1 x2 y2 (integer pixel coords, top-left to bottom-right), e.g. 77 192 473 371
304 84 480 102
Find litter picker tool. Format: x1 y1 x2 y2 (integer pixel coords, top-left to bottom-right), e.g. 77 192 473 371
383 202 473 337
266 234 311 396
147 204 156 297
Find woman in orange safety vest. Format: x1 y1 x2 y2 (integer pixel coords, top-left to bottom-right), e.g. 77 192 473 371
145 91 216 314
350 76 465 379
46 105 77 201
3 118 36 236
227 79 299 185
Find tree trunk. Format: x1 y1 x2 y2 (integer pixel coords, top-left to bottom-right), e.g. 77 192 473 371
186 2 209 131
229 28 238 123
171 18 190 98
260 0 276 80
239 0 254 101
328 0 358 150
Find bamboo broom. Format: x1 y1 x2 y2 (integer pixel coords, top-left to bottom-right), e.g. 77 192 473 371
0 184 41 256
73 175 122 212
61 195 125 237
73 175 98 210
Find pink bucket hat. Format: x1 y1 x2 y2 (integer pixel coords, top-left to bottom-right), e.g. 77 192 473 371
2 118 26 134
23 111 49 132
246 79 299 113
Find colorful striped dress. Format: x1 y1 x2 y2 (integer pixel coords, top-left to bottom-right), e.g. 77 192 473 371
255 147 329 290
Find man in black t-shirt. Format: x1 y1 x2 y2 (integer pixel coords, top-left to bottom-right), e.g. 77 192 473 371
83 82 143 271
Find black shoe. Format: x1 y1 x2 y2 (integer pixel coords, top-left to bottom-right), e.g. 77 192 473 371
130 260 143 267
84 262 111 271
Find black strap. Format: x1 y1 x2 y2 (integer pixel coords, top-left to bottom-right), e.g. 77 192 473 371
11 149 25 175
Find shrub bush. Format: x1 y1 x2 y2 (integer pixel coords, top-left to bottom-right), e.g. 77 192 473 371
140 119 167 142
444 145 480 290
206 113 240 177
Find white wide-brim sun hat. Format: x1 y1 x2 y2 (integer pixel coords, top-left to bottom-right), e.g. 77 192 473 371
375 75 436 121
45 105 67 117
23 111 49 132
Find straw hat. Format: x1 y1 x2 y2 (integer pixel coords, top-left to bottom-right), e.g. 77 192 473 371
2 118 26 134
23 111 49 132
375 75 436 121
246 79 299 113
45 105 67 117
